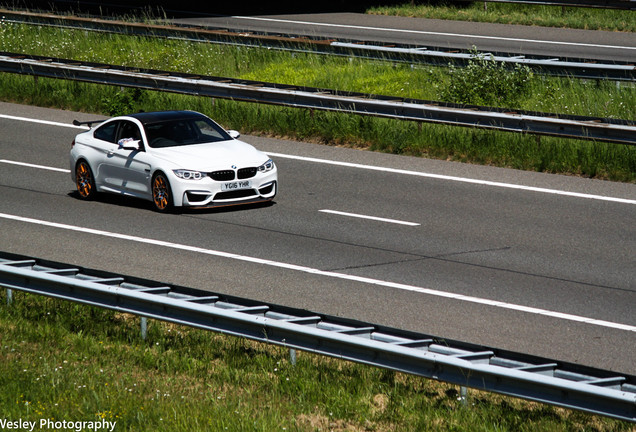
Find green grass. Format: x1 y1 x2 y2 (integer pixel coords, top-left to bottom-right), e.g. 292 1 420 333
367 2 636 32
0 20 634 182
1 290 632 431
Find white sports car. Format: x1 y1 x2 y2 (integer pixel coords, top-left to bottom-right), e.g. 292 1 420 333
70 111 277 212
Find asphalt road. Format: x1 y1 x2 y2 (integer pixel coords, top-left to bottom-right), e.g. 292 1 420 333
171 12 636 63
0 102 635 375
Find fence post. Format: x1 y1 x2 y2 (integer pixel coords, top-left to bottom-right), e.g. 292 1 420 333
460 386 468 406
141 316 147 340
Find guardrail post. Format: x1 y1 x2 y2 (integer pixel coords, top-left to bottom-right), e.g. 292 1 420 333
289 348 297 366
460 386 468 406
6 288 12 306
140 316 147 340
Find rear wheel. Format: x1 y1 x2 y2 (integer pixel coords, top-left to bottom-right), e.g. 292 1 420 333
75 160 96 200
152 172 173 213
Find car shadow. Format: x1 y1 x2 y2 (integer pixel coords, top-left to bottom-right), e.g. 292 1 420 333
68 191 155 211
180 200 276 215
68 191 275 214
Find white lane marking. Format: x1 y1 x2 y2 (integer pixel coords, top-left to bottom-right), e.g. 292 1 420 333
0 212 634 333
231 16 635 51
269 153 636 205
320 209 420 226
0 159 70 173
0 113 88 129
2 112 634 205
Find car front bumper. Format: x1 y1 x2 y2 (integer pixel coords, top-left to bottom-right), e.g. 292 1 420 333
171 169 278 208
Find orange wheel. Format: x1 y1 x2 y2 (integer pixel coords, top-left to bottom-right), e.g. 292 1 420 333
75 160 96 200
152 173 173 212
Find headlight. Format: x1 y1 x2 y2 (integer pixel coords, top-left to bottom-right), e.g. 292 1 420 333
258 159 275 173
173 169 206 180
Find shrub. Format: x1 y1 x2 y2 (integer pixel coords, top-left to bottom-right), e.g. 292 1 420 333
442 48 534 107
102 88 146 116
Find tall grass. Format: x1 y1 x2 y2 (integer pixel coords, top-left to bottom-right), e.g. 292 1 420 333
367 2 636 32
0 20 634 181
1 290 632 431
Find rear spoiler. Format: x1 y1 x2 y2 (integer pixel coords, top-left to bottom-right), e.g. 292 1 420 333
72 119 107 128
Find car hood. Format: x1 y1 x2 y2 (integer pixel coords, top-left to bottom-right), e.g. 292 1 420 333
149 140 268 171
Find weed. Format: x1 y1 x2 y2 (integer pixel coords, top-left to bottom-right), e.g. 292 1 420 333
441 49 534 107
102 88 146 116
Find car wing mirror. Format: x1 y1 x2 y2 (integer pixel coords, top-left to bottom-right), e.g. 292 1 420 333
228 130 240 139
118 138 141 151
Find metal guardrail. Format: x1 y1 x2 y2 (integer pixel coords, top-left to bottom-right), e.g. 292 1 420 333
327 42 636 81
1 52 635 145
1 9 634 81
0 253 634 422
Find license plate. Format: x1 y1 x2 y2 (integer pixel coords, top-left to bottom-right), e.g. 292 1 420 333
221 180 251 191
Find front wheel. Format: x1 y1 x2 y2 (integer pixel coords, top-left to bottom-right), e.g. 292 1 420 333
152 172 173 213
75 160 96 200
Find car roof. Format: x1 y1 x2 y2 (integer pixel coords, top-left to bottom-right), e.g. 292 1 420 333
126 111 206 126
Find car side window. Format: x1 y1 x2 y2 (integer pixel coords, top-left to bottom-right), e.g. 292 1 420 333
118 121 142 142
94 121 119 143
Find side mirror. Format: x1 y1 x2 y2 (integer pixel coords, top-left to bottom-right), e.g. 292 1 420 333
118 138 141 151
228 130 240 139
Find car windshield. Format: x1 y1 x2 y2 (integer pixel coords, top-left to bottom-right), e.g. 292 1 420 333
145 117 232 148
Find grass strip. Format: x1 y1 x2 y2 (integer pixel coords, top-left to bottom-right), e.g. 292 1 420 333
367 2 636 32
0 19 634 182
1 290 633 431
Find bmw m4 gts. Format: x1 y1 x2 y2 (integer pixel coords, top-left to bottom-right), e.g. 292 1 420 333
70 110 277 212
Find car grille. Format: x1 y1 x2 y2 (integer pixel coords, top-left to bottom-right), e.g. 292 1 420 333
237 167 257 179
209 170 235 181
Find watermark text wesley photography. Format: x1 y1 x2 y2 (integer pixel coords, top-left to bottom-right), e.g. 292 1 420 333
0 418 116 431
